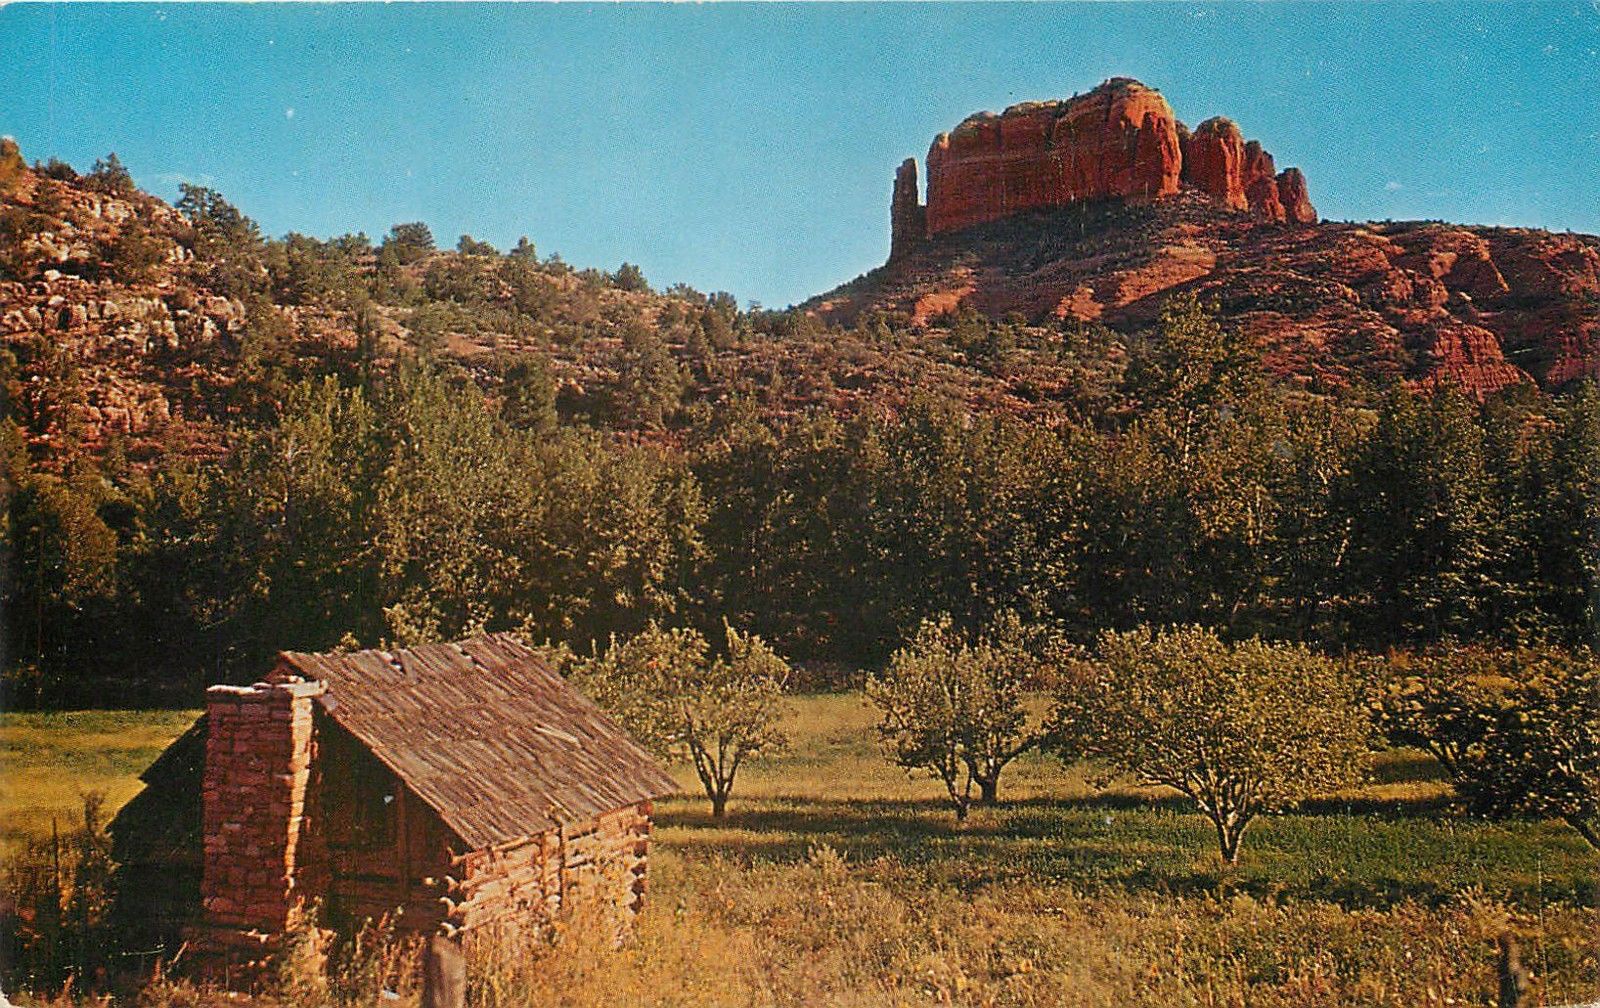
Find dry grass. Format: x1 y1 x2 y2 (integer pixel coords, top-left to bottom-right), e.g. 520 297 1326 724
4 696 1599 1006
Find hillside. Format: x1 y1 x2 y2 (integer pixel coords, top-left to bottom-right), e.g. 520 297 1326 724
809 79 1600 398
0 145 1123 476
3 124 1598 709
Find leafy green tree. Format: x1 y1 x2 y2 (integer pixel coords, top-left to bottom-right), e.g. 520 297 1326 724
374 364 534 643
3 466 120 690
1051 626 1373 863
854 400 1073 649
610 320 686 430
866 614 1047 820
1342 387 1507 644
231 299 297 420
573 621 790 818
1123 292 1257 416
509 236 538 261
690 405 873 663
1515 386 1600 643
210 377 385 661
271 232 366 307
177 183 266 297
498 355 558 435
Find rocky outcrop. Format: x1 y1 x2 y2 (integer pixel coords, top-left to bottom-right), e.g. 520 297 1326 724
1176 117 1318 225
1181 118 1249 211
903 79 1317 240
923 78 1182 235
1277 169 1315 225
812 191 1600 397
890 158 926 260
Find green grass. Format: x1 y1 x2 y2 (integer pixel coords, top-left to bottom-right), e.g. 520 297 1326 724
0 708 200 854
654 694 1597 909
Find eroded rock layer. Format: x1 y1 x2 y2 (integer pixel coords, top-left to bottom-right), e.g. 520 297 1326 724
809 192 1600 397
910 78 1317 243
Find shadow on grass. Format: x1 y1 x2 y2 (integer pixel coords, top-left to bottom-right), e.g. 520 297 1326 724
659 792 1599 911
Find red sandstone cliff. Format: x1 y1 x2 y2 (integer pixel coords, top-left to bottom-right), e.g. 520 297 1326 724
904 78 1316 247
923 78 1183 236
808 190 1600 397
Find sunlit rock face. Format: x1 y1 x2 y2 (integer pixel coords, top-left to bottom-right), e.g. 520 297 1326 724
906 78 1316 243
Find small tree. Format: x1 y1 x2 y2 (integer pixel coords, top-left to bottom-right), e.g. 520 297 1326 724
1472 654 1599 849
85 152 134 194
866 615 1046 822
382 221 436 265
612 261 649 292
572 621 789 818
457 234 498 257
1385 647 1600 850
1052 626 1372 863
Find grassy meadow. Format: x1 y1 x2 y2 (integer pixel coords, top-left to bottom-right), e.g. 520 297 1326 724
0 709 201 855
3 695 1598 1006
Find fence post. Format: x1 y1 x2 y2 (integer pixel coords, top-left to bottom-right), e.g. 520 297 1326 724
421 932 465 1008
1496 933 1530 1008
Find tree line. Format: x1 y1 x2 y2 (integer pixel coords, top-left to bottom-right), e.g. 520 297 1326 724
5 292 1600 705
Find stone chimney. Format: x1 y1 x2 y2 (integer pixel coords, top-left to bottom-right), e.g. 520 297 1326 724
889 157 927 261
188 676 326 976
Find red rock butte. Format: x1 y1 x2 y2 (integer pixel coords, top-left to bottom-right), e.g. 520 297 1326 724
891 78 1317 258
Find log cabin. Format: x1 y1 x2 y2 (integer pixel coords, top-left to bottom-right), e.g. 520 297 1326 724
109 633 678 983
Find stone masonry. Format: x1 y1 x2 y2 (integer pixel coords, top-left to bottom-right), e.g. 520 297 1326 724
187 677 325 977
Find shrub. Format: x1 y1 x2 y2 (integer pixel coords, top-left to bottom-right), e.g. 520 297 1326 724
1051 625 1373 863
105 222 168 283
0 137 24 195
1 794 114 996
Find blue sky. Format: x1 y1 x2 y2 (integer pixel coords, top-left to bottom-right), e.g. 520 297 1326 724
2 3 1598 308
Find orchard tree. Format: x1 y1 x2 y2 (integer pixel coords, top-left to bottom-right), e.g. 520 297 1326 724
1052 625 1372 863
1473 653 1600 849
1383 647 1600 850
866 614 1047 821
572 621 789 818
1372 645 1512 778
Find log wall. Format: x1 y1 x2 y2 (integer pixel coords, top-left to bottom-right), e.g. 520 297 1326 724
449 801 653 940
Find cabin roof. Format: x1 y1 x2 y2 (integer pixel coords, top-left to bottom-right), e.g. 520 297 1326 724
277 633 677 849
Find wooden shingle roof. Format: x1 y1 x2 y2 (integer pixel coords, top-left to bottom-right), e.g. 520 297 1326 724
278 633 678 850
